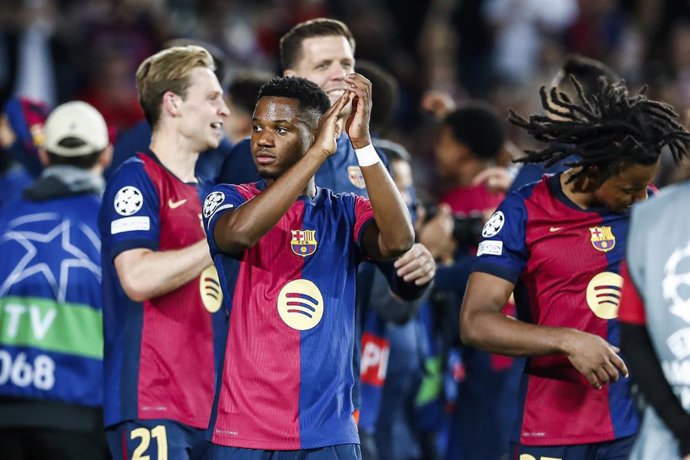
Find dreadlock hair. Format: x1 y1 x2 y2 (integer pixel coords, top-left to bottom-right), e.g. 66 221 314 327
508 77 690 184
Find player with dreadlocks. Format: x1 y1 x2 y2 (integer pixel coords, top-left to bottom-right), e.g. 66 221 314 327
459 77 690 460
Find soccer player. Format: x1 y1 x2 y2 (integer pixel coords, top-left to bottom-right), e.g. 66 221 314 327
99 45 229 459
217 18 434 293
460 78 690 459
202 75 413 458
0 101 111 459
619 175 690 459
215 20 434 448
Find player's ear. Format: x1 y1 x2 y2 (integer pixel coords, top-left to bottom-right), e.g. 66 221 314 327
38 148 50 167
580 166 605 192
99 144 114 169
163 91 182 117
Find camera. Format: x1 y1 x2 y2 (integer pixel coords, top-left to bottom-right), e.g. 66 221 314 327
420 203 485 247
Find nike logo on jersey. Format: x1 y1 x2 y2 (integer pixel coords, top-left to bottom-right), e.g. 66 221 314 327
549 227 564 232
168 199 188 209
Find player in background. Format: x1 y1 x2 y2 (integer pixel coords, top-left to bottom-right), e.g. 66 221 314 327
202 75 413 459
460 78 690 459
99 45 229 460
0 101 111 459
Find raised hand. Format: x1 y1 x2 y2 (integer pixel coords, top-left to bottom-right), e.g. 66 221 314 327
563 329 629 389
420 89 456 120
311 92 352 159
343 73 373 149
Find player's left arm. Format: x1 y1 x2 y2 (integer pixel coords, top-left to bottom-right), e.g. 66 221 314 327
344 73 414 261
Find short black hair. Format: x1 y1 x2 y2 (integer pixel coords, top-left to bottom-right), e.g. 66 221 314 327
280 18 355 70
356 60 399 133
441 103 505 161
556 55 620 98
227 71 274 115
46 137 102 169
509 78 690 183
257 76 330 127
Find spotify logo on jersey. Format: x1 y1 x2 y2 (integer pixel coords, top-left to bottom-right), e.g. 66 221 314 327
200 266 222 313
586 272 624 319
277 279 324 330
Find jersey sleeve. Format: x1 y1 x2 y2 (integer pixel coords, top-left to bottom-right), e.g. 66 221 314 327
618 261 646 325
101 159 161 260
353 194 375 250
471 191 528 284
202 183 251 257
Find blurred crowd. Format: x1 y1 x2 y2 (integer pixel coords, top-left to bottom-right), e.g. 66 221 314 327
2 0 690 195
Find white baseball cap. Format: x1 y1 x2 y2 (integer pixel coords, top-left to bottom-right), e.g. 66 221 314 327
43 101 109 157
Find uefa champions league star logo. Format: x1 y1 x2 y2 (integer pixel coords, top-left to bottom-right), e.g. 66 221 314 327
663 241 690 323
0 214 101 302
203 192 225 219
481 211 505 238
114 186 143 216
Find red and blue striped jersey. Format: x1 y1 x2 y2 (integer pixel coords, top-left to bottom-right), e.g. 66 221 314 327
99 151 226 429
203 181 374 449
473 174 642 446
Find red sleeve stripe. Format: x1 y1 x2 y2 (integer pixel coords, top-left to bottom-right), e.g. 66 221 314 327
618 260 647 325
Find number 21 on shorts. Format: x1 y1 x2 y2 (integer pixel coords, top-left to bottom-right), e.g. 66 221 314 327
130 425 168 460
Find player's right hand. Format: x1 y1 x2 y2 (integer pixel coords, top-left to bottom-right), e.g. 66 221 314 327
563 329 629 390
311 92 351 159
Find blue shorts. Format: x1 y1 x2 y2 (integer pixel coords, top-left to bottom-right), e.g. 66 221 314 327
106 419 208 460
510 435 636 460
202 443 361 460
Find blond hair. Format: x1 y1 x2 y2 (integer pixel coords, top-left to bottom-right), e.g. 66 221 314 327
136 45 215 128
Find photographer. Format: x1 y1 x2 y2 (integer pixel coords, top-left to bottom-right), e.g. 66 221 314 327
418 102 521 460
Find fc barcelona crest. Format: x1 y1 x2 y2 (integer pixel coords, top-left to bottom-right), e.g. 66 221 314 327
291 229 318 257
589 226 616 252
347 166 366 189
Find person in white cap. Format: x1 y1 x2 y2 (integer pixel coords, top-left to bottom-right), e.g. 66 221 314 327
0 100 112 459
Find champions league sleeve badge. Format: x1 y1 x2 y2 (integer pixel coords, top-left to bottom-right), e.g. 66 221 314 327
290 229 318 257
481 211 505 238
203 191 225 219
114 186 143 216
